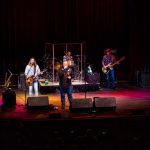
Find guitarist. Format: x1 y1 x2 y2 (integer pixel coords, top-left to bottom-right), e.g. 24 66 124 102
24 57 41 96
102 48 119 89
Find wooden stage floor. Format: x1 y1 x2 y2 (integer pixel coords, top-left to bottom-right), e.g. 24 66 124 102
0 83 150 121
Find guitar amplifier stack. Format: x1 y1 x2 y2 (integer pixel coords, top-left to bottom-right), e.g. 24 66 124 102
18 72 26 90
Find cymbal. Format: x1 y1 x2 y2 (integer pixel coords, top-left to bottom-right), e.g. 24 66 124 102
74 54 87 57
46 58 62 62
74 54 80 57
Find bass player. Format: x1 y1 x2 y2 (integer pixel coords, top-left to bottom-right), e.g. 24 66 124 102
102 48 119 89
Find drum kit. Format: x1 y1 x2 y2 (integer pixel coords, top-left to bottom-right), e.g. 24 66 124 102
43 58 62 82
42 54 83 82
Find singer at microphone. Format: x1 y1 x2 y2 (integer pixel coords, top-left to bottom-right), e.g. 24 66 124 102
58 60 74 110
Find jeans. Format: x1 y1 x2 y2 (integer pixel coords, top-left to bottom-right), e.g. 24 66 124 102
29 80 39 96
60 85 73 109
106 69 116 88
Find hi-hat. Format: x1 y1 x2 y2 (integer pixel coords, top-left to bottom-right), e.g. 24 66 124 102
74 54 87 57
74 54 80 57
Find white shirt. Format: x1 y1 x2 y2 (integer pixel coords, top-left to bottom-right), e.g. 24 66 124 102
25 65 41 79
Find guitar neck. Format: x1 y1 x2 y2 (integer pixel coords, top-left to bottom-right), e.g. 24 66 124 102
112 57 125 67
111 61 118 67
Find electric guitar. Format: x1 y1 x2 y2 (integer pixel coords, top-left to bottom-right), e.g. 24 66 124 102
26 75 35 86
25 69 47 86
102 56 126 74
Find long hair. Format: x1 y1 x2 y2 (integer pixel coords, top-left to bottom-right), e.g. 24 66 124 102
28 57 37 66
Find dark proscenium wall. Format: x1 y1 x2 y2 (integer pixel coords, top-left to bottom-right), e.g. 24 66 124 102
0 0 150 81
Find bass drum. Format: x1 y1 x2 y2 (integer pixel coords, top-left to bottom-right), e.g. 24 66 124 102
67 60 74 67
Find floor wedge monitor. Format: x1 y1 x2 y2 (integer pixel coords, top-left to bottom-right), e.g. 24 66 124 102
27 96 49 110
93 97 116 112
69 98 93 112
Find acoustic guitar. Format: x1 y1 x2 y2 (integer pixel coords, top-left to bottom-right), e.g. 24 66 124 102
102 56 126 74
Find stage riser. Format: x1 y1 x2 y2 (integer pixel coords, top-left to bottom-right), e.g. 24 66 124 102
39 84 100 94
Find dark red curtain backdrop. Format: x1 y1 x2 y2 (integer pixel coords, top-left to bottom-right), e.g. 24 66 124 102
0 0 150 81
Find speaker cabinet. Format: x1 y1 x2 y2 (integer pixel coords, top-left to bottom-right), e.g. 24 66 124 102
86 73 100 84
27 96 49 110
18 72 26 90
93 97 116 112
2 88 16 107
70 98 93 112
140 72 150 88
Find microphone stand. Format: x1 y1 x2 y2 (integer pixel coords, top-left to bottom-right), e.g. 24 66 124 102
84 55 87 100
82 42 87 100
24 79 27 106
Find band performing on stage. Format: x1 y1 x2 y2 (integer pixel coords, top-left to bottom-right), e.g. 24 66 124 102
25 48 125 85
0 44 126 112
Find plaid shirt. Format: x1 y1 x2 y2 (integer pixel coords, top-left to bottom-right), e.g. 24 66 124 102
102 54 115 66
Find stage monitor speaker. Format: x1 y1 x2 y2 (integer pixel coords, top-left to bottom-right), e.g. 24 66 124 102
27 96 49 110
69 98 93 112
93 97 116 112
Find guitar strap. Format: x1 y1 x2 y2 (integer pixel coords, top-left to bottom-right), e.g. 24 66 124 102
25 65 33 86
26 65 32 78
34 65 37 79
34 65 36 75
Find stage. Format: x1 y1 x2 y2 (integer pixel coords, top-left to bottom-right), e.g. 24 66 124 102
1 83 150 150
0 83 150 121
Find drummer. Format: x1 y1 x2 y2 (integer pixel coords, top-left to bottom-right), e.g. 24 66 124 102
63 50 74 67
